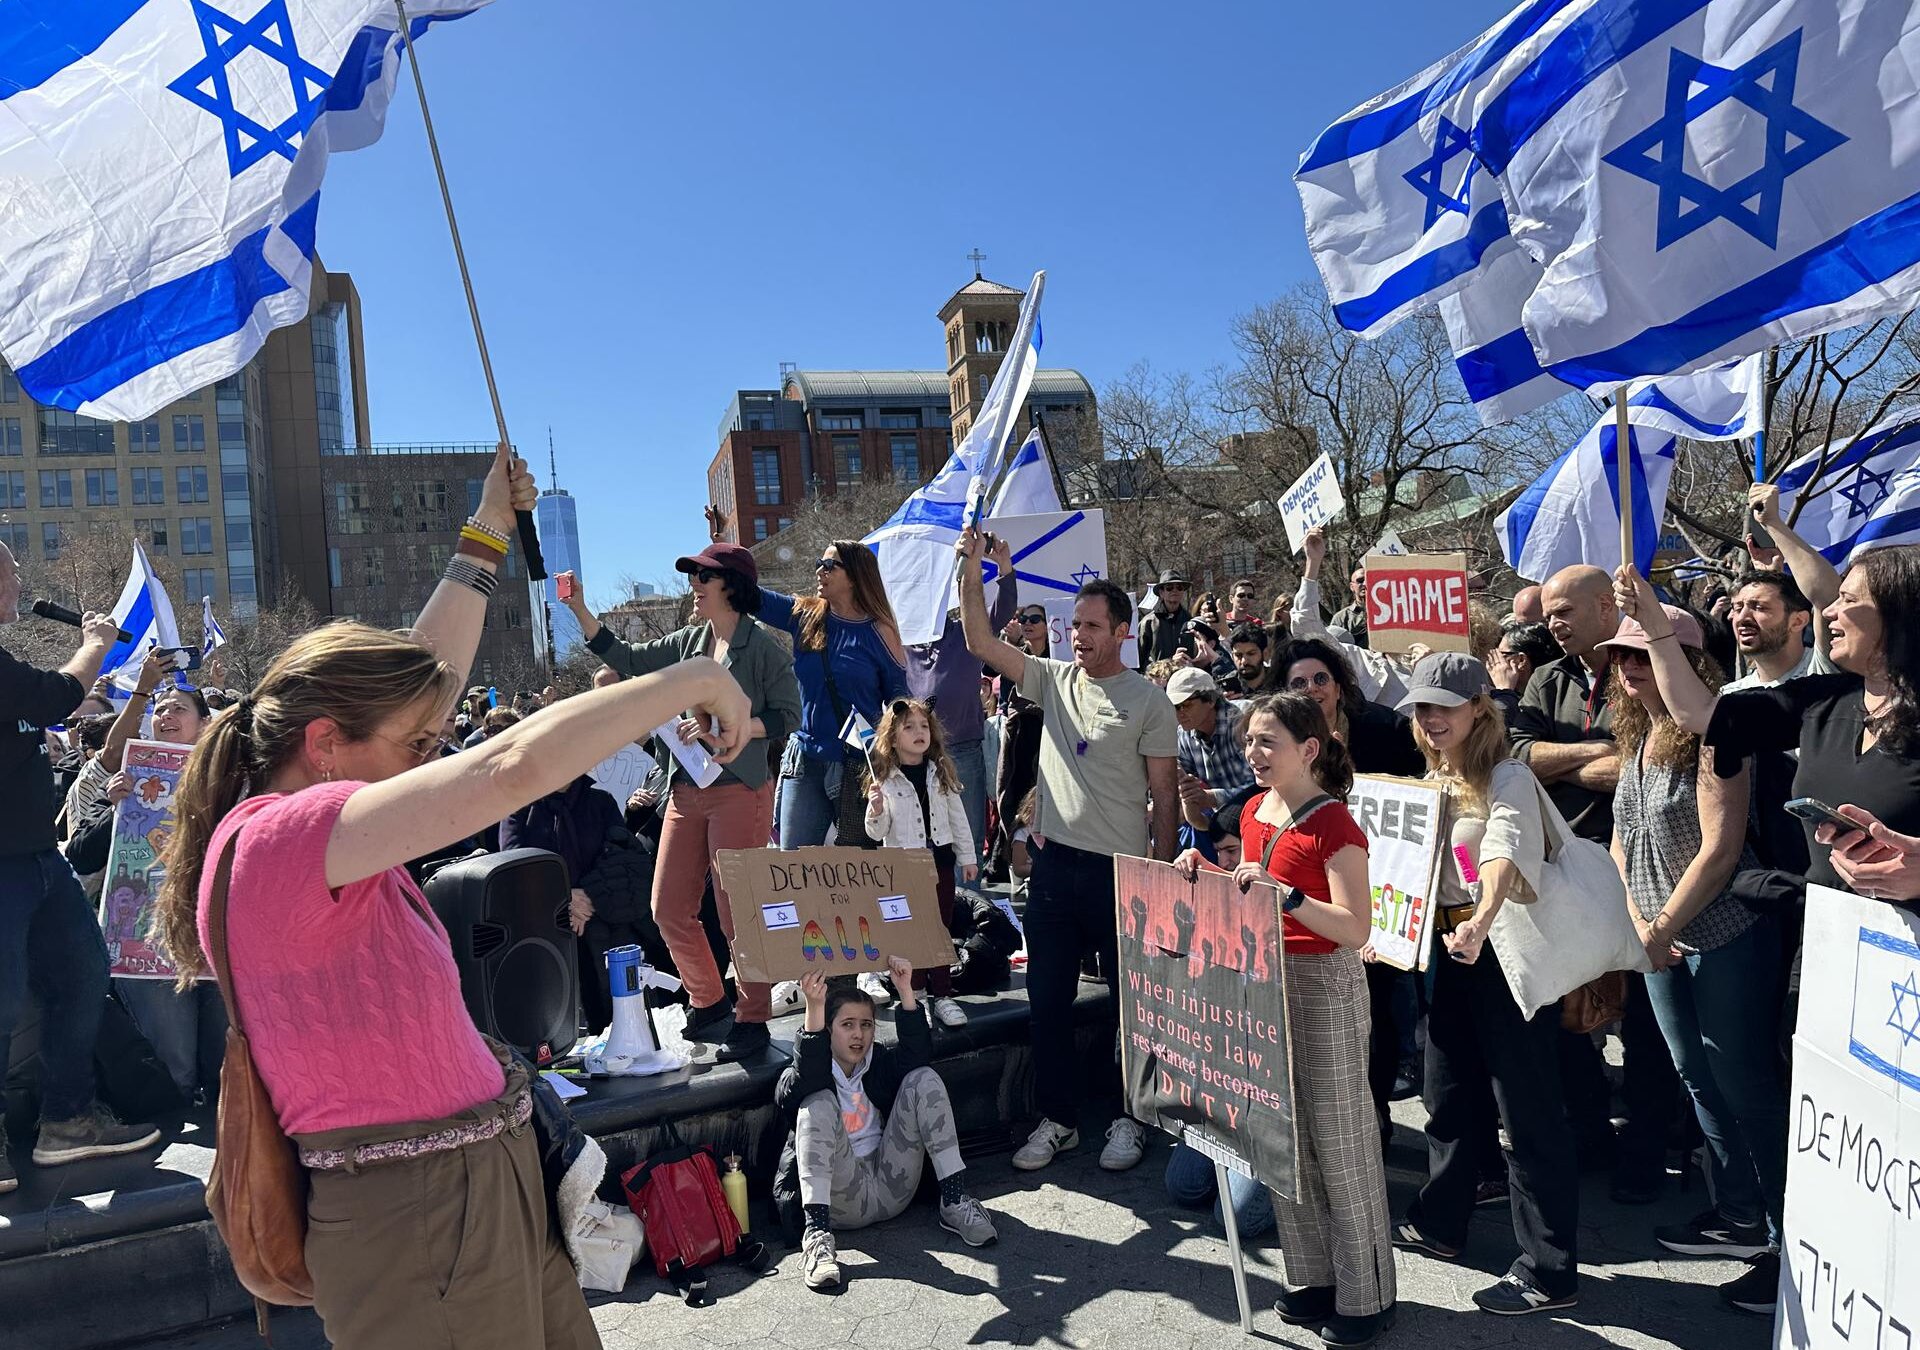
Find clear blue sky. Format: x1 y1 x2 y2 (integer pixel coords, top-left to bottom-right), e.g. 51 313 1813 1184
320 0 1515 604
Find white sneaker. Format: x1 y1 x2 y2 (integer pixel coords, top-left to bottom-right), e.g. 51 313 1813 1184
930 997 968 1028
856 971 892 1005
1011 1118 1079 1171
801 1227 842 1292
1099 1116 1147 1171
769 980 804 1015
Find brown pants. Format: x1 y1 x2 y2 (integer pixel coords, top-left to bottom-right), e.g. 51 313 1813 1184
297 1065 600 1350
653 778 774 1021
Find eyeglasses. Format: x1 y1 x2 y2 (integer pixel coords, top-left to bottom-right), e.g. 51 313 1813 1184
692 566 727 584
815 557 843 574
1288 671 1335 691
379 731 455 763
1019 611 1048 624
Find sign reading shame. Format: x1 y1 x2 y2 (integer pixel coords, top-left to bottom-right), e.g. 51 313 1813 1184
1116 855 1299 1197
1363 552 1471 656
715 847 955 983
1348 774 1447 971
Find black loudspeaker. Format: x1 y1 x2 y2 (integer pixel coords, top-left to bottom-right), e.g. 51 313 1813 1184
424 848 579 1066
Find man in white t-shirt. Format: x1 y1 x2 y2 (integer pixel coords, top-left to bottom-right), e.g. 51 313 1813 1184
956 527 1179 1175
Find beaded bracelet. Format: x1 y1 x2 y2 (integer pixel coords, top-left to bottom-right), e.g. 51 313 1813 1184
458 525 508 555
443 556 499 597
463 516 511 546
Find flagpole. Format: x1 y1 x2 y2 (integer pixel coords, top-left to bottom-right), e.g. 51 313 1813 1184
1615 387 1633 573
391 0 546 579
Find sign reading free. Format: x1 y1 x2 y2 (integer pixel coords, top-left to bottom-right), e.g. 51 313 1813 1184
1363 552 1471 656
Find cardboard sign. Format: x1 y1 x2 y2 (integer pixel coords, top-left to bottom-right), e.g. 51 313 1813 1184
1115 855 1300 1200
1362 552 1471 656
1774 886 1920 1350
100 738 191 979
1348 775 1448 971
715 847 956 983
1279 452 1345 553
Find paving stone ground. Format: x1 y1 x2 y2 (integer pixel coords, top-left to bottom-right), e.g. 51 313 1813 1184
142 1094 1765 1350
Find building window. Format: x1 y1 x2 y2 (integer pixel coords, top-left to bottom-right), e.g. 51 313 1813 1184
1 470 21 509
332 481 373 535
877 409 920 430
751 447 783 506
361 551 385 586
171 413 206 453
950 377 965 410
974 320 1009 353
2 521 26 560
818 411 863 431
176 464 209 503
0 367 17 403
752 516 770 542
777 516 793 533
182 568 216 602
41 522 61 559
946 323 962 365
327 547 341 588
832 434 862 485
180 516 214 555
38 468 71 507
40 410 115 456
129 419 161 453
131 467 161 504
85 467 118 506
976 374 991 400
143 517 168 552
0 418 19 456
890 434 919 482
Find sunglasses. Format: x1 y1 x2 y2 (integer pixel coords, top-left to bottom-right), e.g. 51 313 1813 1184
1019 611 1048 624
815 557 843 574
692 566 728 584
1288 671 1335 691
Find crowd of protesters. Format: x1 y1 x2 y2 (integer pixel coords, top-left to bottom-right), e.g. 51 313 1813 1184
2 456 1914 1348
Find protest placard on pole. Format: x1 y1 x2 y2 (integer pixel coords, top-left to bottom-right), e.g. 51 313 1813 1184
99 738 191 979
1114 855 1299 1199
715 847 955 982
1347 775 1447 971
1773 885 1920 1350
1279 452 1345 554
1362 553 1471 657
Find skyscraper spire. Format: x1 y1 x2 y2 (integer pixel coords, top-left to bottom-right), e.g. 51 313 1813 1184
547 425 559 493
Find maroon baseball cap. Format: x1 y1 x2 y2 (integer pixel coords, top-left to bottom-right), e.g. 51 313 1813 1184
675 541 758 585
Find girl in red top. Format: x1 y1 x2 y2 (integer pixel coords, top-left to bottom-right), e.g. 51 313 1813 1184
1177 693 1395 1348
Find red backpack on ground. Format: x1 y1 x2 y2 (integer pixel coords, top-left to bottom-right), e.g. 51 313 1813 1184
621 1139 769 1305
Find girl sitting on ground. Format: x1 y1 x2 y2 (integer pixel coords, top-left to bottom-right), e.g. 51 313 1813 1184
772 963 996 1293
862 698 976 1028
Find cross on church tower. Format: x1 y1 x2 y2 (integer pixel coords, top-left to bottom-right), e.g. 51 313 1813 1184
967 247 987 278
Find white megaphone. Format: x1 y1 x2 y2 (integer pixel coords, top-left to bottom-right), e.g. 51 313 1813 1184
592 945 685 1077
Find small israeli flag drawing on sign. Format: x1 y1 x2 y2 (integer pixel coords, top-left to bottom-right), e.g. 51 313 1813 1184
1849 926 1920 1092
877 896 912 923
761 903 800 933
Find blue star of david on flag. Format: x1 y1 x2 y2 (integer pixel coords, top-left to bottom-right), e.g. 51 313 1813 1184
169 0 334 177
1889 971 1920 1047
1402 117 1476 232
1838 462 1894 519
1603 31 1848 253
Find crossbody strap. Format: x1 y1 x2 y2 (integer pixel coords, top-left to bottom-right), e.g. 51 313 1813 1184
202 825 250 1037
1257 793 1338 869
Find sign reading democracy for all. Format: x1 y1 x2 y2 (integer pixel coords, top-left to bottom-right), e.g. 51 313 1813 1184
100 738 190 979
1774 886 1920 1350
1348 774 1447 971
1115 855 1299 1197
715 847 955 983
1279 452 1345 554
1362 552 1471 656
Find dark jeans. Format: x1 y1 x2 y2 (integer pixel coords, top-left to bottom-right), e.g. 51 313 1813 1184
1409 938 1580 1298
1559 973 1678 1172
1025 840 1119 1126
0 850 110 1122
1365 963 1412 1131
113 978 227 1100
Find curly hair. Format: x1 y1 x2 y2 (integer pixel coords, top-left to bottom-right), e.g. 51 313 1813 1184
1278 636 1365 718
867 697 963 796
1609 642 1726 769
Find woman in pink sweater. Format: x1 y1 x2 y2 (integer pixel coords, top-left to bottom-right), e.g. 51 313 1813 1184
152 445 751 1350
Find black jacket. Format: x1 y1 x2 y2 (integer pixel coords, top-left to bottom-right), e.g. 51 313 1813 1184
1137 607 1196 671
1347 700 1426 777
771 1004 934 1238
1 648 84 857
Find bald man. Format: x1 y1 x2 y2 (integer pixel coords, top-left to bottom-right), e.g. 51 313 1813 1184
1509 584 1545 625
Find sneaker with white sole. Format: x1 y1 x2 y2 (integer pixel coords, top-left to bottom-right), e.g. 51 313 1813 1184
938 1194 997 1247
801 1227 842 1292
1099 1116 1147 1171
1654 1208 1772 1259
769 980 804 1015
930 997 968 1028
1011 1118 1079 1171
0 1137 15 1195
856 971 892 1005
1471 1273 1578 1316
1719 1252 1780 1315
32 1106 160 1166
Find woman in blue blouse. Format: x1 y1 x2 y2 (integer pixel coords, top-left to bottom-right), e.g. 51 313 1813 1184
757 538 909 848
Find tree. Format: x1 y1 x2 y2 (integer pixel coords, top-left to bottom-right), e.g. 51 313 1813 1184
201 577 322 689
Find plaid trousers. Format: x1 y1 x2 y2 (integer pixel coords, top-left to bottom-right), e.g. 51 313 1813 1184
1273 948 1397 1316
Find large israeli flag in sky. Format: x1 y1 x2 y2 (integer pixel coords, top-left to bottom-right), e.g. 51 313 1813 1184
0 0 491 421
1775 413 1920 565
1474 0 1920 388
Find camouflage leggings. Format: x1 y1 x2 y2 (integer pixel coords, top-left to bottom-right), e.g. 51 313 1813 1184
797 1067 964 1229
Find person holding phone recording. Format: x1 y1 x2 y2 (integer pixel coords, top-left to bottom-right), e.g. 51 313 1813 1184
560 542 801 1064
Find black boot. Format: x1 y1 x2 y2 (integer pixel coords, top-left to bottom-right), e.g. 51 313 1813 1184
716 1019 771 1063
1274 1285 1336 1327
1321 1305 1396 1348
684 993 736 1042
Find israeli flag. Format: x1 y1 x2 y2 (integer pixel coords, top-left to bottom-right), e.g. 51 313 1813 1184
1295 0 1602 338
99 541 183 691
1474 0 1920 387
200 593 228 657
1496 408 1678 582
840 709 876 756
1774 413 1920 566
0 0 492 421
989 428 1063 519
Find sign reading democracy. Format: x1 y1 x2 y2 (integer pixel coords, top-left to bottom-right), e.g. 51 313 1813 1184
1280 452 1345 554
715 847 955 983
1348 774 1447 971
1363 552 1471 656
1774 886 1920 1350
100 738 190 979
1115 855 1299 1197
